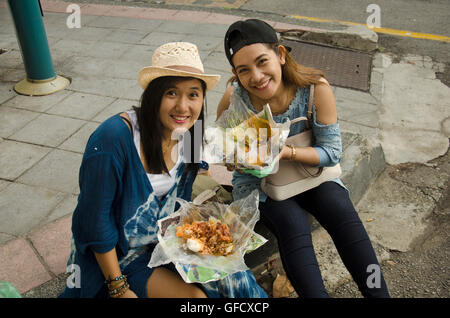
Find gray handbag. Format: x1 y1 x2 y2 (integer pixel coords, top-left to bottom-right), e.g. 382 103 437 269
261 85 342 201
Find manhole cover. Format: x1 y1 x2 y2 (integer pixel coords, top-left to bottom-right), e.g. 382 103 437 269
281 39 373 92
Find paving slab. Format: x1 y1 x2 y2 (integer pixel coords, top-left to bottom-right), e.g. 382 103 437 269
59 121 100 153
0 67 27 83
0 106 40 138
0 140 51 181
85 41 136 60
57 55 113 78
380 125 448 165
102 28 151 45
183 34 223 51
84 14 163 31
0 82 16 105
120 44 161 66
0 238 52 294
40 11 98 28
2 89 73 112
378 58 450 165
9 113 86 148
203 50 233 73
46 92 115 120
0 183 66 239
102 58 148 80
69 75 140 100
92 98 137 123
139 31 186 46
64 26 115 42
44 194 77 224
17 149 83 194
28 214 72 276
0 179 11 192
339 119 378 138
0 49 23 70
52 39 97 56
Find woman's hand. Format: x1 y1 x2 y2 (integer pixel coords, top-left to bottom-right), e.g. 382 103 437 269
280 145 293 161
225 163 247 174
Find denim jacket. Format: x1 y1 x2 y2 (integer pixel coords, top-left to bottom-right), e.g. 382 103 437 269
231 82 345 202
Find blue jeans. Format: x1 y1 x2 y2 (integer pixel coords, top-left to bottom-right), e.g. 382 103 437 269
259 181 390 298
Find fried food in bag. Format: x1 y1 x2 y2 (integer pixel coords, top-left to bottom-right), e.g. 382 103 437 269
203 91 290 170
148 190 267 283
176 218 234 256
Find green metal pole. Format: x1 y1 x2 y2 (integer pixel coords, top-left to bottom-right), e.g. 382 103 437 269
8 0 56 80
7 0 69 95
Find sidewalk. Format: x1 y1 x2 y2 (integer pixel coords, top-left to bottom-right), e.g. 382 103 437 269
0 0 448 298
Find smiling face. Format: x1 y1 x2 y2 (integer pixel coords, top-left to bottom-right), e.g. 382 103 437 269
159 78 205 140
232 43 286 103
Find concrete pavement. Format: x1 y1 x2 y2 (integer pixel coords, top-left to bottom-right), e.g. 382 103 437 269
0 0 448 298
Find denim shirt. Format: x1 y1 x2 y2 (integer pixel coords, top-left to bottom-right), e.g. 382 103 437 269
231 82 345 202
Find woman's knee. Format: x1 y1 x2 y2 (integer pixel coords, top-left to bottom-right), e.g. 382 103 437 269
147 267 207 298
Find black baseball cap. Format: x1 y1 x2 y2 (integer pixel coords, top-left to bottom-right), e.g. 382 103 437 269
224 19 290 66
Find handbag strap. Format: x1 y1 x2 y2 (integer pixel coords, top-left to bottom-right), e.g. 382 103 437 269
289 85 314 129
288 85 323 177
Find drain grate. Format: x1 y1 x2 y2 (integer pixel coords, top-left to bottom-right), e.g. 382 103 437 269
281 39 373 92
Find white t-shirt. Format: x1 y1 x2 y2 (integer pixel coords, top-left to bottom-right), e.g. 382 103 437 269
126 110 182 199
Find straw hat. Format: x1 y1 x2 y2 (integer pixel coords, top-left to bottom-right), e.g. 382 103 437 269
138 42 220 91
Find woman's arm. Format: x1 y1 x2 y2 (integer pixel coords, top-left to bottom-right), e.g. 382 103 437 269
280 78 338 166
313 77 337 125
216 85 234 120
94 248 137 298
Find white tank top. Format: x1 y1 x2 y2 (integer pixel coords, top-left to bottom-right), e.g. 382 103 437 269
126 110 182 199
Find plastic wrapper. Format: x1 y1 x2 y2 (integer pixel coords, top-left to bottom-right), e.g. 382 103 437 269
148 190 267 283
203 91 291 170
0 281 21 298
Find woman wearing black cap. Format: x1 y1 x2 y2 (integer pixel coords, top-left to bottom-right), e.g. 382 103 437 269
217 19 390 298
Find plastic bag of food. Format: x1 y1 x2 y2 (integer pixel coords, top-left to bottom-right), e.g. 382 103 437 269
0 281 21 298
148 190 267 283
203 91 291 171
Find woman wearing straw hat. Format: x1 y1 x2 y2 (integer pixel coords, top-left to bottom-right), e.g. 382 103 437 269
59 42 267 298
218 19 390 298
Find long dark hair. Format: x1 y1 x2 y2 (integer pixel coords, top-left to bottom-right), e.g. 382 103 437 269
133 76 206 175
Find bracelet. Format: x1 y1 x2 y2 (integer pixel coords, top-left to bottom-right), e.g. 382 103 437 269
288 145 296 161
109 282 130 298
105 274 127 285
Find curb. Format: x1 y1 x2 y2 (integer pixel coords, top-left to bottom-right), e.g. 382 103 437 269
278 24 378 53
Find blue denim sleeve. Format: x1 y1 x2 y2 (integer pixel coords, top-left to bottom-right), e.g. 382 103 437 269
72 152 122 255
312 107 342 167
